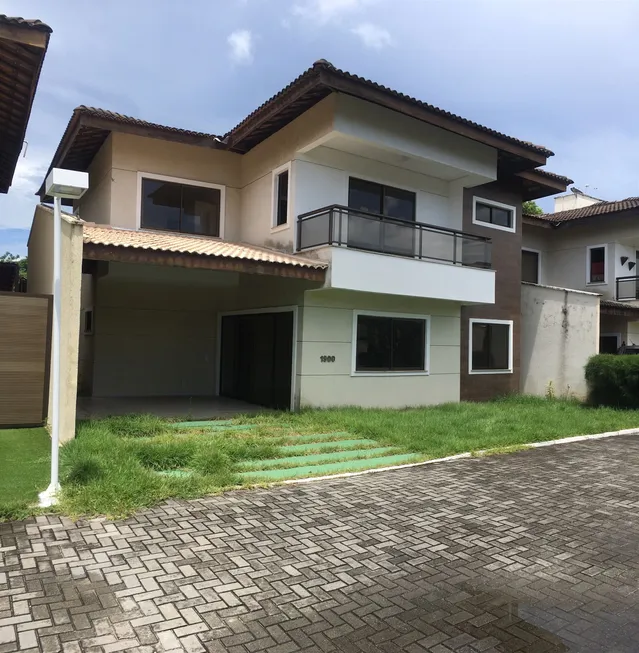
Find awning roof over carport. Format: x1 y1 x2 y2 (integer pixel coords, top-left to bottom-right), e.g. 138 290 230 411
82 223 327 281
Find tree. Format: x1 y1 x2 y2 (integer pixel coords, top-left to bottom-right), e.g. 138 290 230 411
0 252 27 279
523 200 544 216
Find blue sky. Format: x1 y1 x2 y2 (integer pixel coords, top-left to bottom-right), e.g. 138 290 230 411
1 0 638 256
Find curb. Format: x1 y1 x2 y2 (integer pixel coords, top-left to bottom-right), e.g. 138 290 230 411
283 427 639 485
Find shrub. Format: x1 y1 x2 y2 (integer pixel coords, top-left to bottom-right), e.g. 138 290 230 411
585 354 639 408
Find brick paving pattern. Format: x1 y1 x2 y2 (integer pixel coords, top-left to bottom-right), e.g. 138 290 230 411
2 435 639 652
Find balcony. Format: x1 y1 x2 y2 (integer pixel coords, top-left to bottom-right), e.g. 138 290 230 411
297 205 492 268
297 205 496 305
616 276 639 301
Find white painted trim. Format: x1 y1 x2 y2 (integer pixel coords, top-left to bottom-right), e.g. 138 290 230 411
468 318 513 375
282 427 639 485
586 243 608 285
271 162 292 230
136 171 226 239
521 247 542 285
472 196 516 234
216 305 298 411
351 310 430 376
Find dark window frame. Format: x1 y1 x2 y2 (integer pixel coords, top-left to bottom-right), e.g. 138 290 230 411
469 320 512 373
354 312 428 374
587 245 606 284
140 176 222 237
521 249 540 284
473 198 515 231
348 177 417 222
274 168 289 227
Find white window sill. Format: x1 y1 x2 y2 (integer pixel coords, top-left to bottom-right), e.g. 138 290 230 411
469 369 513 375
586 282 607 287
271 223 290 234
351 371 430 377
471 219 516 234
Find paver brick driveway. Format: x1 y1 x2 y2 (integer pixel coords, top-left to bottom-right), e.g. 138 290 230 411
2 435 639 652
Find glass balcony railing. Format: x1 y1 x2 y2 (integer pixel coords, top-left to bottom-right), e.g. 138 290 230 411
297 205 492 269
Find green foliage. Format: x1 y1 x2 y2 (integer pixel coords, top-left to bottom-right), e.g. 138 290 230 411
585 354 639 408
65 457 103 485
0 251 27 279
522 200 544 216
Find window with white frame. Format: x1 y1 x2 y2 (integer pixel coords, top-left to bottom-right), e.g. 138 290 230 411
587 245 606 284
472 197 516 233
469 319 513 373
273 165 290 227
353 312 429 374
140 176 221 236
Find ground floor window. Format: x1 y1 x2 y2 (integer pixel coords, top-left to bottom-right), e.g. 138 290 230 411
470 319 513 373
353 311 428 374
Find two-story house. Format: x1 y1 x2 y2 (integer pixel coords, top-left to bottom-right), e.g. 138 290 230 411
27 60 571 439
523 190 639 355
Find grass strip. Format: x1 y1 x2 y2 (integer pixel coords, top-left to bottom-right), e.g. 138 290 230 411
239 446 399 470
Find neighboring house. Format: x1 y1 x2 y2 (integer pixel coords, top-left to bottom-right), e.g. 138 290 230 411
0 15 51 193
28 60 573 439
523 190 639 355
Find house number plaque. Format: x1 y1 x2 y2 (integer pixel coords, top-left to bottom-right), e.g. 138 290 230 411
320 355 336 363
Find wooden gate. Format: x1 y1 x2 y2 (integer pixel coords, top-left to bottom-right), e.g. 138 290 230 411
0 292 52 427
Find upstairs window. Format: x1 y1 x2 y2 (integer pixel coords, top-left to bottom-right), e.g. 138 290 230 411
274 169 289 227
348 178 416 222
141 177 221 236
587 245 606 284
473 197 516 233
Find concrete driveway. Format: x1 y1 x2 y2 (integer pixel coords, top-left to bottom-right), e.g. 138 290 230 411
2 435 639 652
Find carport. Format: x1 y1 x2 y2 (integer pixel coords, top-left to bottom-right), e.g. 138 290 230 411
78 224 326 418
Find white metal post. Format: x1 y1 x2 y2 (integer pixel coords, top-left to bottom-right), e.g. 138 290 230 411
39 195 62 507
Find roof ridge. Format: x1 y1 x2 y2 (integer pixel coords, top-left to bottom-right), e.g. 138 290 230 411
0 14 52 32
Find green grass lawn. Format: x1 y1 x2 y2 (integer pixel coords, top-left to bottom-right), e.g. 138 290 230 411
0 428 50 520
3 396 639 521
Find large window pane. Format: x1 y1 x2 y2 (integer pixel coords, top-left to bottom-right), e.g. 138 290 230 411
383 186 415 222
348 178 382 214
521 250 539 284
475 201 513 229
142 179 181 231
275 170 289 226
392 318 425 370
356 316 392 371
181 184 220 235
471 322 511 371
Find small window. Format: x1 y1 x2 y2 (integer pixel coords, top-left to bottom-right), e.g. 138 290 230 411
473 198 515 232
274 169 289 227
522 250 540 284
83 309 94 336
141 178 221 236
588 245 606 284
355 313 427 373
470 320 512 373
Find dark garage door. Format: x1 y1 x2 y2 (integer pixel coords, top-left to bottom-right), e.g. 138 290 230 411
220 311 294 410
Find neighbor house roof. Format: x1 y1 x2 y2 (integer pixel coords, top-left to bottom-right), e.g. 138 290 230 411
529 197 639 227
0 14 52 193
82 223 327 281
600 299 639 318
39 60 560 199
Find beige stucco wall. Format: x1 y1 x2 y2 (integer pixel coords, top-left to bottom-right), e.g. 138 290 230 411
27 205 83 442
90 264 321 399
297 289 461 408
521 283 599 399
77 134 112 225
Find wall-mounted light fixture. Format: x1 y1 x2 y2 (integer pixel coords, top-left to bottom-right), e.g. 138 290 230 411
629 262 636 272
621 256 629 266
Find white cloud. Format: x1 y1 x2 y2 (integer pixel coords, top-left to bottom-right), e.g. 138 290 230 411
293 0 374 25
351 23 392 49
227 29 254 65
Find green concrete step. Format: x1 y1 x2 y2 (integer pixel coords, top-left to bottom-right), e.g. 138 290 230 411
280 439 379 454
171 420 258 432
240 453 421 481
260 432 352 444
240 447 398 470
171 420 235 428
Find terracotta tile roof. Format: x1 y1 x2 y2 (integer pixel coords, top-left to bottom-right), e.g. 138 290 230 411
82 224 328 270
529 169 574 185
601 299 639 315
535 197 639 224
0 15 52 32
225 59 553 157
